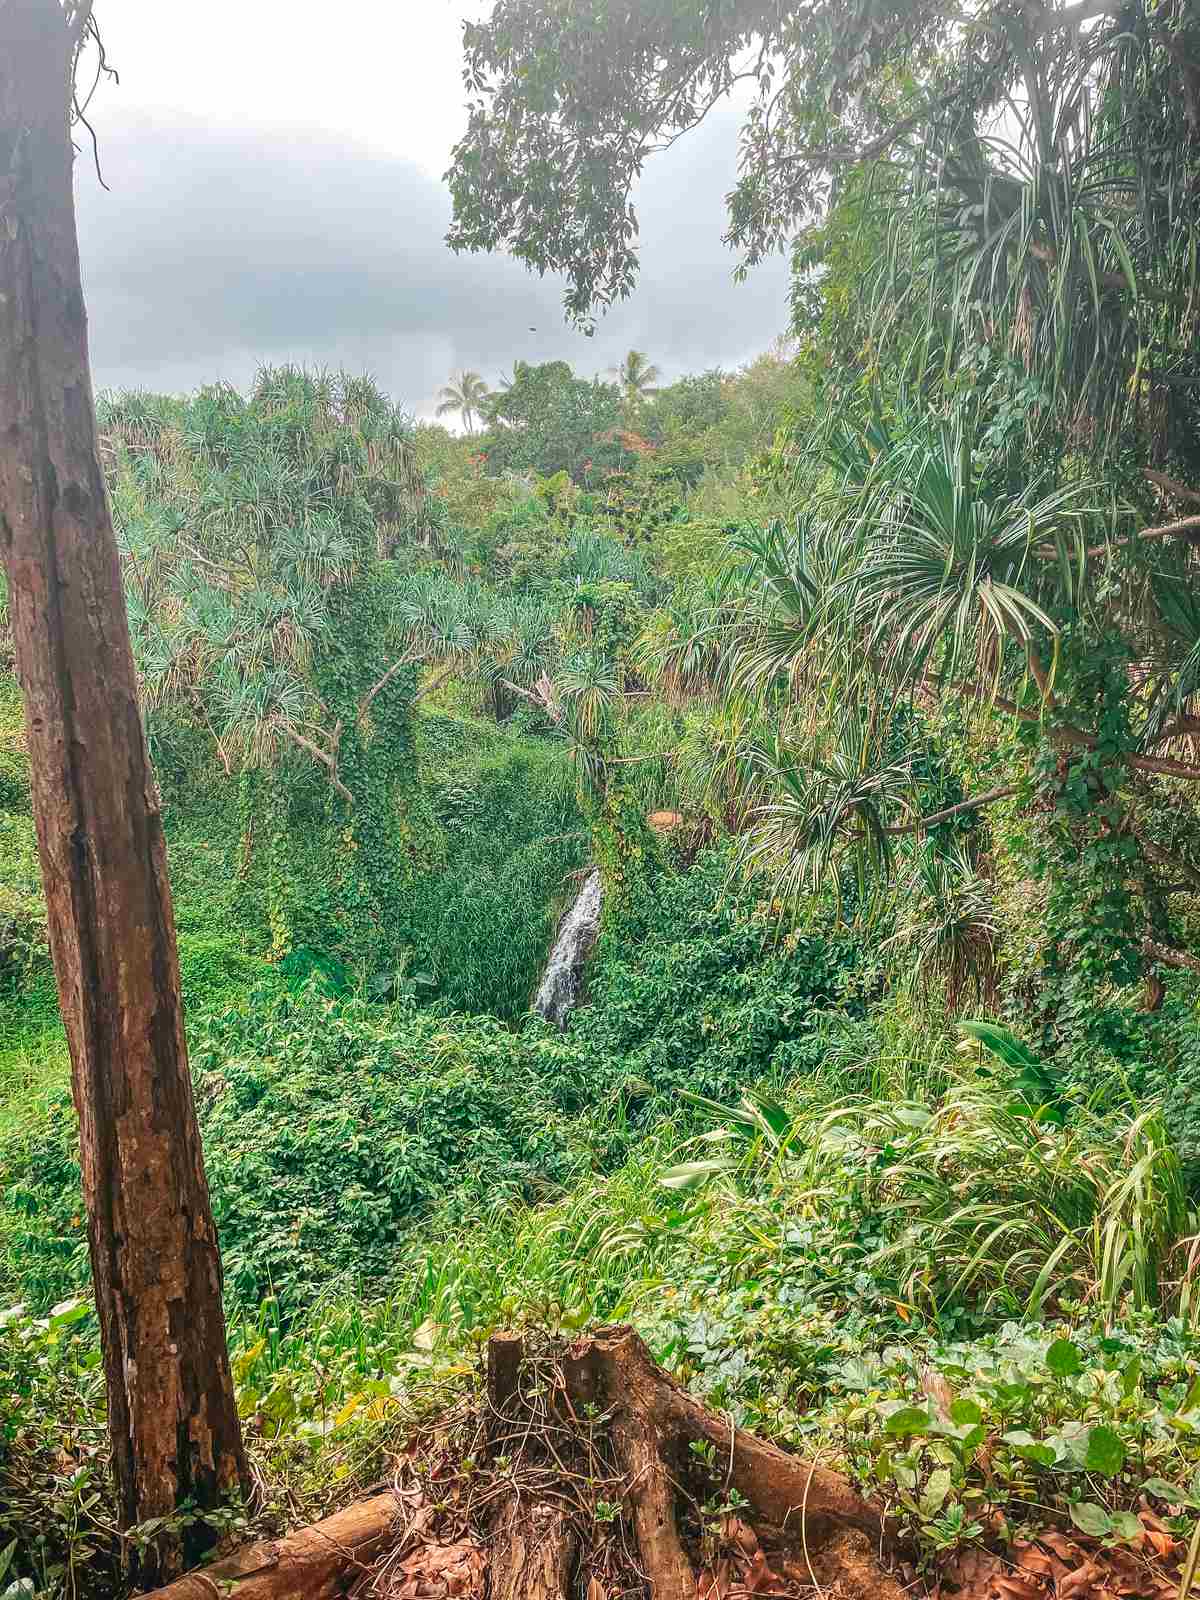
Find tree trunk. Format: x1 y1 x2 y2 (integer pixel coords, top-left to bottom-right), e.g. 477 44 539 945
0 0 247 1582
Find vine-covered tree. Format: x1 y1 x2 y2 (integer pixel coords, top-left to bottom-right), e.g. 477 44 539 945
0 0 245 1579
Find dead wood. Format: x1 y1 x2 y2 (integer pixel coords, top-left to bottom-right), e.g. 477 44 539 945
583 1325 893 1549
149 1327 900 1600
489 1499 578 1600
139 1492 397 1600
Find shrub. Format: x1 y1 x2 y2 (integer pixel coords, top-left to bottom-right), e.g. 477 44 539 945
563 843 867 1108
0 983 583 1314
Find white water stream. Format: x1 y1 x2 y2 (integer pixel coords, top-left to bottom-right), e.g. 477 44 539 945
532 869 603 1028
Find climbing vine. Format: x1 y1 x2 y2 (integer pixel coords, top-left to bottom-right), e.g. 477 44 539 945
1023 628 1143 1045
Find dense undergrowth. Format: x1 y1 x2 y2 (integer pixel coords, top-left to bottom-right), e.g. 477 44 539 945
5 340 1200 1599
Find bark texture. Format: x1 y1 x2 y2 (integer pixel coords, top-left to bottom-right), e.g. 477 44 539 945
138 1493 399 1600
0 0 246 1579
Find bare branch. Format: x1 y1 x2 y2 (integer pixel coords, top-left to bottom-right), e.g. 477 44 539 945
1140 840 1200 894
1129 752 1200 781
1145 469 1200 507
1144 939 1200 977
1148 716 1200 747
283 725 353 807
357 650 420 723
1082 514 1200 560
411 660 458 705
886 784 1019 835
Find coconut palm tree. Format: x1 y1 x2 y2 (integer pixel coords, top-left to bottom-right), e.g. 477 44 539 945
436 370 491 434
610 349 661 407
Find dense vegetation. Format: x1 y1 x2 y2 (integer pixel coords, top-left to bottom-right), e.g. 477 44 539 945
5 0 1200 1591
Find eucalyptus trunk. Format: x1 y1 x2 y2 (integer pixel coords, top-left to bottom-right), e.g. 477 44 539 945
0 0 246 1581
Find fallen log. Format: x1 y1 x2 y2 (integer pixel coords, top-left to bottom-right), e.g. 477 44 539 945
139 1491 398 1600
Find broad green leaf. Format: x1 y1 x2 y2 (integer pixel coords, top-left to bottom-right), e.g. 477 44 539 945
920 1468 954 1517
1143 1477 1200 1508
1109 1511 1143 1542
958 1020 1042 1069
950 1399 983 1426
1046 1339 1083 1377
885 1406 933 1438
1084 1425 1125 1477
1069 1502 1113 1538
48 1297 88 1330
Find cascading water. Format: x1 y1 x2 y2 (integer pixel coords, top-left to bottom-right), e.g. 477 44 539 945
533 868 603 1028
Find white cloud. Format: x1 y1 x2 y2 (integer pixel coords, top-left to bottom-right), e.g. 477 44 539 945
75 4 792 412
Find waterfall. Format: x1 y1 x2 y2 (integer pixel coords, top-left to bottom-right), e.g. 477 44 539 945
533 869 603 1029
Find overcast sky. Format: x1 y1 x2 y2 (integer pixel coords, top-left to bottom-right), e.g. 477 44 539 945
73 1 792 420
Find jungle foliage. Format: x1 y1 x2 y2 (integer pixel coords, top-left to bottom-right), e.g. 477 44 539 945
6 0 1200 1588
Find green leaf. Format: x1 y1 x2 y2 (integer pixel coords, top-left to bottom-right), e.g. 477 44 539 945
920 1468 954 1517
48 1297 88 1330
950 1399 983 1426
1109 1511 1143 1542
1084 1426 1125 1477
1178 1374 1200 1417
959 1020 1042 1069
1003 1431 1057 1467
658 1158 735 1190
885 1406 933 1438
1069 1502 1113 1538
1142 1477 1200 1508
1046 1339 1083 1377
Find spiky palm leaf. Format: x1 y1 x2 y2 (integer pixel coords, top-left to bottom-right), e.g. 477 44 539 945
738 714 916 918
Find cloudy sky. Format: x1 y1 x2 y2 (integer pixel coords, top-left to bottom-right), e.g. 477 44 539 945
73 0 792 420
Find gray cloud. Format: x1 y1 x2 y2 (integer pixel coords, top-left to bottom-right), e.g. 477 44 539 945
75 105 791 416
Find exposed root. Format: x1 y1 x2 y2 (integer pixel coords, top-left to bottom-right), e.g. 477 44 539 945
146 1327 902 1600
144 1329 1198 1600
357 1325 899 1600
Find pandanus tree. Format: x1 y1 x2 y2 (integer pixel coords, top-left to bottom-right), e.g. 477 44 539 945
108 370 436 807
729 403 1200 1001
0 0 244 1580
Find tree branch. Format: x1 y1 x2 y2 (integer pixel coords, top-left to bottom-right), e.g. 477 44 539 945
1130 752 1200 781
1144 939 1200 977
65 0 95 49
886 784 1019 835
1148 716 1200 746
357 650 420 723
1140 839 1200 894
1145 469 1200 507
283 726 353 807
950 684 1200 780
411 660 458 705
1082 514 1200 559
772 87 966 169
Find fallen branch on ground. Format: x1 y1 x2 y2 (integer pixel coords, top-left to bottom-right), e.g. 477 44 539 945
140 1492 399 1600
